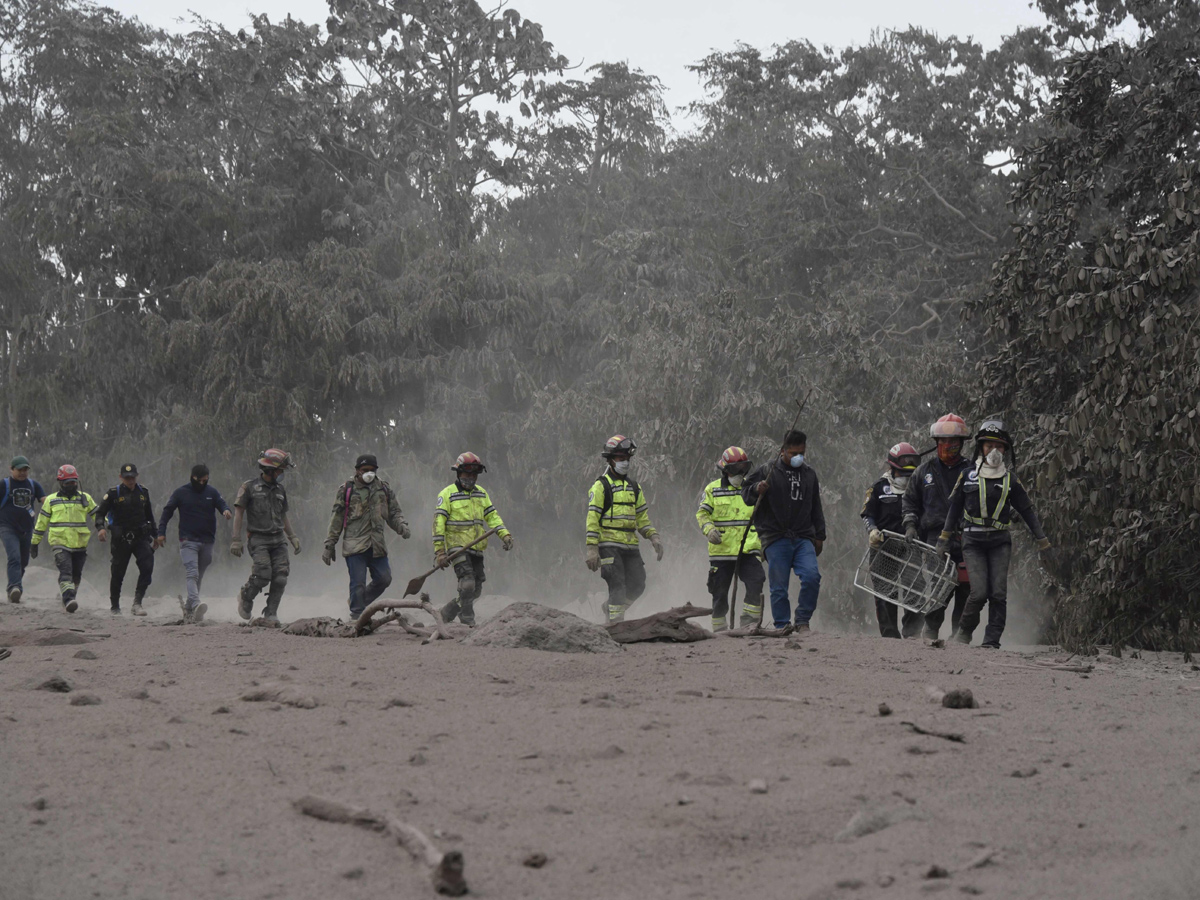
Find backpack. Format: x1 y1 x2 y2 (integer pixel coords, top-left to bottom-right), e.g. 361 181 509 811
599 472 641 518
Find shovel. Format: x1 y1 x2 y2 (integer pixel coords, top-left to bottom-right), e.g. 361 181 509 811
402 527 501 597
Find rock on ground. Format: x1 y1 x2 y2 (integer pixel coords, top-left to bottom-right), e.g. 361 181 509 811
462 602 621 653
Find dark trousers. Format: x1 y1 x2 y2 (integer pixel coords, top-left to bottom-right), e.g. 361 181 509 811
110 532 154 607
240 533 289 617
441 553 485 625
959 530 1013 647
873 595 924 639
707 555 766 627
53 548 87 605
918 530 968 639
346 550 392 618
0 524 31 591
600 545 646 621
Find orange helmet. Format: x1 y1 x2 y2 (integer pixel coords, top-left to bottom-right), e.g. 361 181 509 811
718 446 750 475
257 448 294 469
887 442 920 472
56 464 79 482
930 414 969 439
453 452 486 473
601 435 637 458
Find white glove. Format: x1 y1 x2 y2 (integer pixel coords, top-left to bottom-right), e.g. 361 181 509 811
706 528 722 545
868 528 884 548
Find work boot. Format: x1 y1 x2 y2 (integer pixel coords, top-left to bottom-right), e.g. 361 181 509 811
980 641 1000 649
63 591 78 613
922 628 940 641
110 606 122 616
238 591 253 621
794 623 812 634
440 600 461 624
262 614 281 627
459 597 476 627
711 616 727 633
131 603 147 617
953 630 972 645
8 587 21 603
191 603 207 624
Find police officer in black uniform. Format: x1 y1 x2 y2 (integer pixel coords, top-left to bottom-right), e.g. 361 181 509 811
861 442 922 638
94 463 157 616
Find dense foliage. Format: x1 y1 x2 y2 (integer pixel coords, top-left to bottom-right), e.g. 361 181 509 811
2 0 1195 646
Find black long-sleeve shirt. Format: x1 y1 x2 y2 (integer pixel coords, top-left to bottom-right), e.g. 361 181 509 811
741 458 825 549
860 475 905 534
94 483 156 535
941 467 1047 541
902 456 974 541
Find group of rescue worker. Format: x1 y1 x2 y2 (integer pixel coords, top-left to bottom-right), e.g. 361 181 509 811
2 414 1048 647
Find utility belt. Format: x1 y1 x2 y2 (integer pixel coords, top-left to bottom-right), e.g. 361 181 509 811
113 523 154 545
963 522 1009 532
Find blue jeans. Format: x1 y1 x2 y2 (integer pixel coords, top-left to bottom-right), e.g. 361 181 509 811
764 537 821 628
346 551 392 618
0 524 31 592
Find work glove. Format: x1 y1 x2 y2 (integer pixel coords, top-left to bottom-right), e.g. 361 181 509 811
398 523 411 540
1037 537 1052 552
585 545 601 572
230 538 243 558
706 528 722 545
435 549 449 569
868 528 884 548
904 525 919 544
322 543 336 566
650 534 665 562
934 537 949 557
30 544 38 559
289 535 302 555
501 533 514 551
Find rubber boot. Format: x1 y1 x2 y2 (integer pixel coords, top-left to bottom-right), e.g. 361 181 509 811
237 585 254 620
440 600 461 624
263 593 282 627
459 596 476 627
711 616 727 633
131 591 147 616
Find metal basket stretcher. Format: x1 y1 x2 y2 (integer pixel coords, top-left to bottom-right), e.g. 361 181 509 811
853 530 957 616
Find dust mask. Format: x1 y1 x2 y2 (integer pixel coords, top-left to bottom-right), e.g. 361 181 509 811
613 460 630 476
986 448 1004 468
727 473 744 487
360 471 376 484
788 454 804 468
890 474 911 493
459 474 477 489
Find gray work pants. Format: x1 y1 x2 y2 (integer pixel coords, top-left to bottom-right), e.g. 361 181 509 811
179 540 214 611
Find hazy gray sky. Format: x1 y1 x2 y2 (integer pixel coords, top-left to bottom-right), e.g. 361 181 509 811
108 0 1048 114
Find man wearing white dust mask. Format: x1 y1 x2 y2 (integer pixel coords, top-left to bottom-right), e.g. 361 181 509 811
696 446 765 631
323 453 410 620
861 442 922 638
585 435 663 623
938 419 1051 649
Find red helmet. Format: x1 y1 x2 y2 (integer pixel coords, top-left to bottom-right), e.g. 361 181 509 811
718 446 750 475
601 435 637 458
257 448 294 470
930 414 969 439
887 442 920 473
453 452 486 473
56 464 79 482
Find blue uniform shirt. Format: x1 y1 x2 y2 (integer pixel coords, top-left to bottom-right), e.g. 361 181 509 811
0 478 47 534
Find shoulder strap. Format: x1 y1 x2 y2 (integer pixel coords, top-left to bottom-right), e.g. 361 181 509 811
0 478 8 507
342 481 353 530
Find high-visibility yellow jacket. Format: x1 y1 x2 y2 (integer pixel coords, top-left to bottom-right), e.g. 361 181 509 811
586 472 657 547
32 491 98 550
433 482 509 554
696 477 761 560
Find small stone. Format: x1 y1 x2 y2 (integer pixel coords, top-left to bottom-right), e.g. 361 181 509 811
522 852 548 868
384 698 412 709
877 874 895 887
878 702 893 717
1010 767 1039 778
748 778 768 794
73 650 99 660
942 689 978 709
595 744 625 760
128 689 150 700
148 740 171 751
930 639 946 648
70 693 101 706
341 867 364 880
28 798 47 811
212 706 230 714
836 879 866 889
827 757 852 767
677 796 693 806
167 715 185 724
925 865 950 879
37 675 73 693
959 887 983 895
409 752 427 766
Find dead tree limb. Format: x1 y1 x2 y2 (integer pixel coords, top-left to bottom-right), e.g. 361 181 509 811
356 593 453 639
901 721 966 743
606 604 714 643
294 795 467 896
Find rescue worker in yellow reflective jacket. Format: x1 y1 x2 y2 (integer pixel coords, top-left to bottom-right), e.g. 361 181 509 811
433 452 512 626
696 447 764 631
30 465 100 614
585 435 663 623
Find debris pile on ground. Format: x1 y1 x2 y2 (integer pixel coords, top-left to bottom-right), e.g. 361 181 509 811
462 602 621 653
282 617 357 638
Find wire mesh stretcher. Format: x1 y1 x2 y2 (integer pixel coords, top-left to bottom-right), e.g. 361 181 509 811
853 530 957 616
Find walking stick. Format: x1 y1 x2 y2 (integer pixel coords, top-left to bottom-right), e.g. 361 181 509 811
729 389 813 627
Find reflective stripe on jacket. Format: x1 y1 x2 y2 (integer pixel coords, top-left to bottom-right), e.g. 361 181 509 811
433 482 508 554
696 477 761 560
941 466 1047 541
32 492 97 549
586 472 657 547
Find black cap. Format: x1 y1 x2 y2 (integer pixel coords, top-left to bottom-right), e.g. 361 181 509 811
120 463 138 477
355 454 378 469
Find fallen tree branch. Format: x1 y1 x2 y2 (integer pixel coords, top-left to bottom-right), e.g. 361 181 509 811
606 604 714 643
987 661 1095 673
356 593 453 639
294 795 467 896
901 721 966 743
708 693 807 703
717 623 795 638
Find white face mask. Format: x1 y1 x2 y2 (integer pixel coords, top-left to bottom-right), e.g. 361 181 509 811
986 448 1004 468
788 453 805 468
890 474 911 492
727 473 744 487
360 471 376 484
613 460 630 476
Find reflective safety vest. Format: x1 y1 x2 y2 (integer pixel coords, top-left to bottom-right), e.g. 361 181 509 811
433 483 509 554
963 470 1012 530
32 491 98 549
586 472 657 547
696 477 761 560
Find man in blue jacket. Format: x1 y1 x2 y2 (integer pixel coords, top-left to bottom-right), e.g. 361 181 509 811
156 464 232 622
741 431 826 631
0 456 47 603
